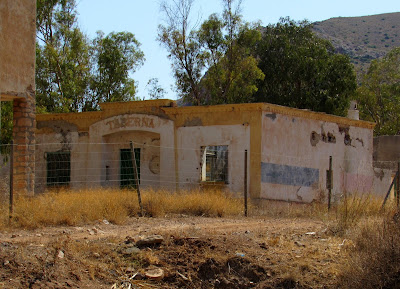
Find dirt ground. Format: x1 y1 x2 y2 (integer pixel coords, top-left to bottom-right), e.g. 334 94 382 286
0 216 349 289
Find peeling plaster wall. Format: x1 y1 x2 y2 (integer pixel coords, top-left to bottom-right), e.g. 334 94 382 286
177 124 250 194
102 131 161 188
35 100 384 203
88 114 175 191
36 114 173 192
35 122 87 193
261 112 376 202
0 0 36 99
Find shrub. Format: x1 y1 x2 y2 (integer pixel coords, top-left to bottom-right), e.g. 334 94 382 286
330 193 391 235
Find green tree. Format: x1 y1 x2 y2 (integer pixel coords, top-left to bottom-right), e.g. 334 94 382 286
36 0 145 112
89 31 145 109
357 47 400 135
158 0 264 105
0 102 13 150
158 0 205 105
199 0 264 104
254 18 356 116
36 0 92 113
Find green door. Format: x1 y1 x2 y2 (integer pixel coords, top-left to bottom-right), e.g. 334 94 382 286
120 148 140 189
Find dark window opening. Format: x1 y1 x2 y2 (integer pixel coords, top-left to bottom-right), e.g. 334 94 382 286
120 148 140 189
46 151 71 187
201 146 228 183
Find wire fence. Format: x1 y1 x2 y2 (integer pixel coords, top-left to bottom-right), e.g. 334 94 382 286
0 140 395 204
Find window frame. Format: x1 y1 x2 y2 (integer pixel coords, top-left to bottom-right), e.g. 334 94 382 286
46 151 71 187
200 145 229 184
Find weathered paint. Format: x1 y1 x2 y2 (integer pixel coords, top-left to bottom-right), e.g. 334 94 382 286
0 0 36 100
88 113 176 191
261 109 377 202
35 100 385 202
341 172 373 194
177 124 250 194
261 163 319 187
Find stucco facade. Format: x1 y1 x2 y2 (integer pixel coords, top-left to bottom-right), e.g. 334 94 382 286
0 0 36 100
35 100 387 203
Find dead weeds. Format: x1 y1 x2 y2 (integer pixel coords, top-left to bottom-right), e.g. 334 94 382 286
0 191 397 288
0 216 348 289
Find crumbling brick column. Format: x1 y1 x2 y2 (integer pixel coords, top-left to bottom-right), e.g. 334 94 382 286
12 89 35 196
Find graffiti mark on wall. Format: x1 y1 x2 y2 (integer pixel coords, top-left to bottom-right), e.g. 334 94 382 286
106 116 156 130
261 162 319 187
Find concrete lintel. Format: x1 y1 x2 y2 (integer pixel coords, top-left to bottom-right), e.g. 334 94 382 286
1 92 27 101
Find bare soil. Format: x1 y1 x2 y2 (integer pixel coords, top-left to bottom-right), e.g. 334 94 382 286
0 216 348 288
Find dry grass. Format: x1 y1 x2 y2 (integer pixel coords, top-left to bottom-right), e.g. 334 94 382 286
0 188 243 229
252 199 330 220
331 193 395 235
333 194 400 288
337 212 400 289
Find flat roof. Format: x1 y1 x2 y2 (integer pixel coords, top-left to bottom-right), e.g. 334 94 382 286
37 99 375 130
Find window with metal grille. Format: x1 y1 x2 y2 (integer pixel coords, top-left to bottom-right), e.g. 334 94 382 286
46 151 71 187
201 146 228 183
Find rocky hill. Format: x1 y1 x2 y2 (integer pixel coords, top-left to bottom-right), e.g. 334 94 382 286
312 12 400 77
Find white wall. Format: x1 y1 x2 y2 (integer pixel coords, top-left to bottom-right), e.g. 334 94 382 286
35 129 90 192
261 112 374 202
177 124 250 194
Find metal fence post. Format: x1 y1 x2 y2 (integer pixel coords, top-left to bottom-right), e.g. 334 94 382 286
327 156 333 210
130 141 143 216
244 150 248 217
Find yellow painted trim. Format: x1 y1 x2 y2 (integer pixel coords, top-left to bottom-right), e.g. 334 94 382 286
36 100 375 130
164 102 375 129
99 99 176 110
261 103 375 129
249 112 262 198
36 111 101 121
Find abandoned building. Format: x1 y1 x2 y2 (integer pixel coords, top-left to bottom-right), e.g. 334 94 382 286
34 99 390 203
0 0 393 204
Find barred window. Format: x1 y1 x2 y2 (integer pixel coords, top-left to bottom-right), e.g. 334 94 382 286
46 151 71 187
201 146 228 183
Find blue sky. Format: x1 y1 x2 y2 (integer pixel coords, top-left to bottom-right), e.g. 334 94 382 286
76 0 399 100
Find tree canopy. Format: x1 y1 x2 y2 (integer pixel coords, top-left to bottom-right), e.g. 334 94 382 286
159 8 355 114
89 31 145 110
356 47 400 135
158 0 205 105
1 1 374 148
254 18 357 116
1 0 145 147
158 0 264 105
35 0 145 113
199 1 264 104
36 0 92 113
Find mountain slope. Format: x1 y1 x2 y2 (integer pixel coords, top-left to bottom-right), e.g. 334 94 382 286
312 12 400 76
